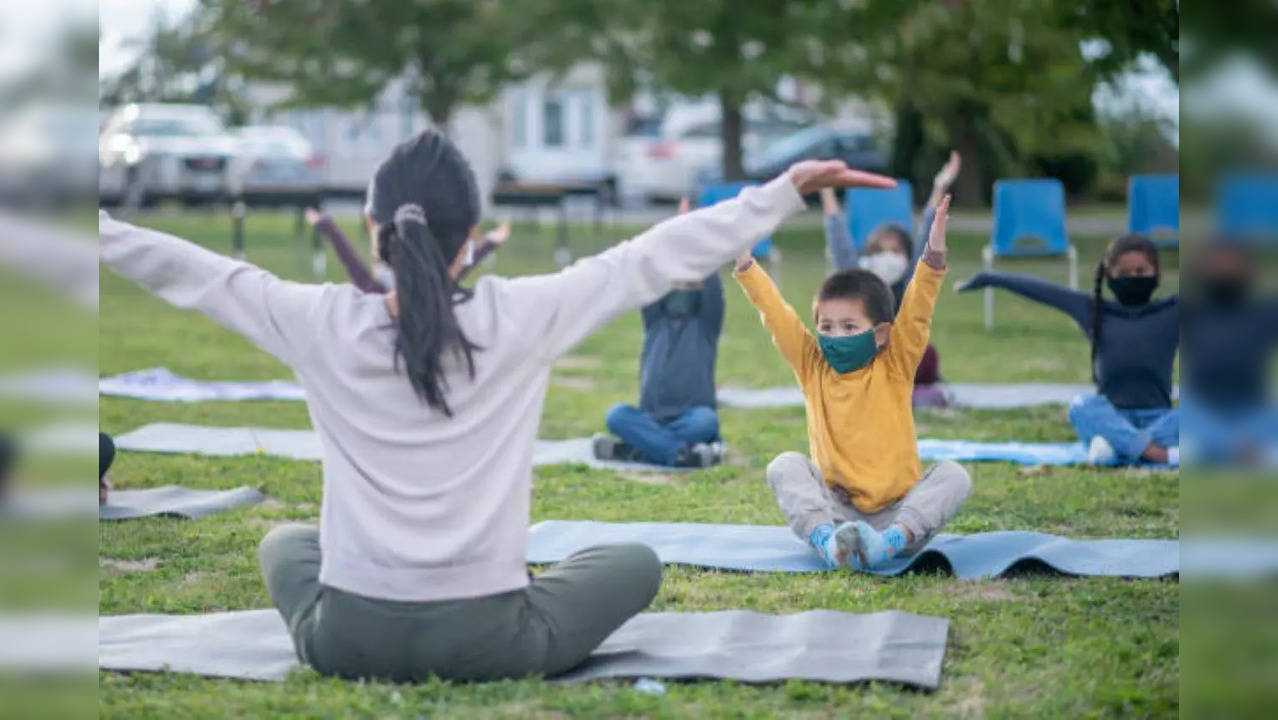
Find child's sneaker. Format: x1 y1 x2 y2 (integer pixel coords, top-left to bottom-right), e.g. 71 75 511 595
674 443 717 468
1087 435 1117 466
592 433 638 462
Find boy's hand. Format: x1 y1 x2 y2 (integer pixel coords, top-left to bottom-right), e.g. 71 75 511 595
484 220 511 245
927 194 950 254
788 160 895 195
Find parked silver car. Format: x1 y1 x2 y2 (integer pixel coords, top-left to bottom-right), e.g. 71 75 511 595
229 125 325 206
98 103 238 207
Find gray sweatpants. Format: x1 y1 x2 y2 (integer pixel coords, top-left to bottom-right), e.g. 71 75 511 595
766 452 972 555
258 524 661 683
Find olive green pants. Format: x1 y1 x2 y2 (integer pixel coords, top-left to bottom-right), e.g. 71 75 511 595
259 524 661 682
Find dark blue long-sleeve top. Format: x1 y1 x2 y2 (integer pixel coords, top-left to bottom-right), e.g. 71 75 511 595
960 273 1180 410
638 271 724 421
824 207 937 313
1182 297 1278 410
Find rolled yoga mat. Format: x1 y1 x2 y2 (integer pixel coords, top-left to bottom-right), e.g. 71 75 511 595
117 422 1175 469
526 521 1180 578
114 423 698 473
104 368 1165 411
98 607 949 688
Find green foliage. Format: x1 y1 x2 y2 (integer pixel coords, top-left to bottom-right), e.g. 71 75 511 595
196 0 548 126
99 208 1178 716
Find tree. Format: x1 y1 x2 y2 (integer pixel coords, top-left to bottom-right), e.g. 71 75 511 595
813 0 1129 203
195 0 543 132
551 0 828 180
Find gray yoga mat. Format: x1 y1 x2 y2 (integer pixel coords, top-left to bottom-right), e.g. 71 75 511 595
98 607 948 688
115 423 694 473
99 486 266 520
527 521 1180 579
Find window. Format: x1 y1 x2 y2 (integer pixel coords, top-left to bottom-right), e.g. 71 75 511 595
543 97 564 147
511 92 526 148
579 94 594 147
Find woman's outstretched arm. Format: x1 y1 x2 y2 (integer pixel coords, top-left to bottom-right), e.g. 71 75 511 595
503 161 897 361
100 210 328 366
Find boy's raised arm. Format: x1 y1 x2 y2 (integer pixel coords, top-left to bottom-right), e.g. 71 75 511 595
886 195 949 377
734 253 818 382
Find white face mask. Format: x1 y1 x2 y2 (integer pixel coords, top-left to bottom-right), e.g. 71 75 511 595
858 252 909 285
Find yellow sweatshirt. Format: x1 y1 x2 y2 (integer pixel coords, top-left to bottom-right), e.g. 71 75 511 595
736 258 946 513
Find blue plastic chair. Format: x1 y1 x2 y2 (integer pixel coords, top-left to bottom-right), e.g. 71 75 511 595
1217 173 1278 242
983 178 1078 330
844 179 915 250
1128 174 1179 247
698 182 774 260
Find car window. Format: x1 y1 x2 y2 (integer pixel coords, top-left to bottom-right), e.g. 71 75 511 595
681 121 720 139
128 117 222 137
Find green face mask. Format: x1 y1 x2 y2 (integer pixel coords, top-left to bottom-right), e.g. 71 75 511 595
818 328 879 374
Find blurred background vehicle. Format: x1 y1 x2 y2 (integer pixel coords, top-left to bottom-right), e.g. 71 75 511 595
0 103 98 208
611 102 809 203
229 125 325 207
697 124 888 190
98 103 238 208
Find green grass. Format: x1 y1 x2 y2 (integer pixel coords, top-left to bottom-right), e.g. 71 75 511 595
99 208 1179 718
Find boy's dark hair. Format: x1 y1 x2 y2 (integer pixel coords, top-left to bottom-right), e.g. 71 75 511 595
814 268 895 325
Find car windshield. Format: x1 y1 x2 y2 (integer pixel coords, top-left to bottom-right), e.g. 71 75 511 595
749 127 828 168
129 117 222 137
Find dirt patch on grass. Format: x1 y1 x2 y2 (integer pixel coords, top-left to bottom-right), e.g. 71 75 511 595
101 557 161 573
554 355 603 371
618 472 673 485
552 375 597 391
180 571 205 588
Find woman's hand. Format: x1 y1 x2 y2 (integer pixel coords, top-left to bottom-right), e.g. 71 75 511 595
788 160 896 196
953 277 978 293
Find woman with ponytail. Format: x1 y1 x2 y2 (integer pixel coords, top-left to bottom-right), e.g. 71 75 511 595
955 235 1179 465
99 129 897 682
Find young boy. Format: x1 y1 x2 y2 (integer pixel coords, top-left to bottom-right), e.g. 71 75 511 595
593 199 725 468
734 195 971 571
819 151 962 408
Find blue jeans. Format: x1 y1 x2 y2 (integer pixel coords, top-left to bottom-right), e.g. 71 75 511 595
605 404 720 466
1068 394 1179 461
1181 394 1278 465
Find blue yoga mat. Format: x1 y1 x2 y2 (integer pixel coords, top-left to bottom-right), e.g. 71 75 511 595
527 521 1179 578
917 439 1177 468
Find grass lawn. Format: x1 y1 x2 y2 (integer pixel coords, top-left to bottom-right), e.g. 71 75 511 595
99 207 1179 718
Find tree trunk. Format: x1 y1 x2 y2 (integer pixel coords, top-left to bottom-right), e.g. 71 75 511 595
889 99 924 201
719 90 745 181
953 115 984 207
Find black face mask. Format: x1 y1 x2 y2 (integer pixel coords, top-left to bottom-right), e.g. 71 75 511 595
1201 277 1249 308
1107 275 1158 306
661 289 702 317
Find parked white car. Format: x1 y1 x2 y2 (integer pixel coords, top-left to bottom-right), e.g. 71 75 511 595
99 103 239 207
612 105 805 202
230 125 325 206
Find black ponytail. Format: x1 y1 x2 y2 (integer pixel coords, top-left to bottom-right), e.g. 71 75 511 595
1089 234 1160 384
367 131 483 415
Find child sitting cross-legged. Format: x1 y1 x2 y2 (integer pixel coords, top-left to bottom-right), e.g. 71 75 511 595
734 195 971 571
